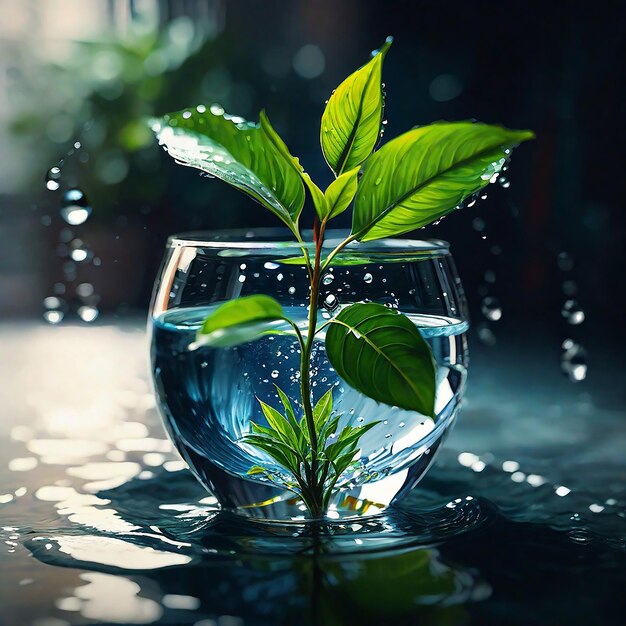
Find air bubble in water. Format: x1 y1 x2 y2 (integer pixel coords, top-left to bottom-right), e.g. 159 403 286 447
324 293 338 310
561 299 585 325
78 305 99 323
322 273 334 285
363 273 373 284
481 296 502 321
561 341 587 382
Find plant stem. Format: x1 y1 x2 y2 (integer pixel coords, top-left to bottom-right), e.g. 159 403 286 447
298 219 329 517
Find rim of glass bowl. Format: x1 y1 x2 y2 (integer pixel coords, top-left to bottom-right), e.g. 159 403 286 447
168 228 450 259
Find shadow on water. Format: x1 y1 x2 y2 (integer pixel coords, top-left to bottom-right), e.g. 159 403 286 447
21 467 626 625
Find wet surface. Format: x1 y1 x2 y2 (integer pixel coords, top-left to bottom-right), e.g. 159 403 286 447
1 321 625 625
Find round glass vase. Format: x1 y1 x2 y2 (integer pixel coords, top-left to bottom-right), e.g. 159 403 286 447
149 229 469 523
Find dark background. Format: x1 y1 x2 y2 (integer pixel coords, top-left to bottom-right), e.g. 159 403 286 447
1 0 625 350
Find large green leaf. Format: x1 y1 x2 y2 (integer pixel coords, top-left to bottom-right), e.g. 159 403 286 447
195 295 285 348
325 303 436 416
351 121 535 241
321 37 392 176
150 106 305 236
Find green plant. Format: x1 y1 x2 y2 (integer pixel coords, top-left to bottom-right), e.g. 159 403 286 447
150 37 533 517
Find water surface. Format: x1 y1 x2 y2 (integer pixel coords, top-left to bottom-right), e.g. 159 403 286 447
1 322 624 625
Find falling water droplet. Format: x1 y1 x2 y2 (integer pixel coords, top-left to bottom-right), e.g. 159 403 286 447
363 273 373 284
43 296 62 309
322 273 334 285
562 280 578 296
78 305 99 323
43 310 64 324
561 341 587 382
557 252 574 271
288 286 296 295
477 323 497 346
60 189 91 225
561 299 585 325
499 177 510 188
45 166 62 191
472 217 486 232
481 296 502 321
271 370 279 379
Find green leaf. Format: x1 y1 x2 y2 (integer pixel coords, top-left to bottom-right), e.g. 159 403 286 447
243 434 300 474
196 295 285 348
313 389 334 432
247 465 268 476
351 121 535 241
150 106 305 237
325 303 437 415
274 385 304 450
325 422 378 463
321 37 392 176
323 167 360 219
258 398 303 455
302 172 328 220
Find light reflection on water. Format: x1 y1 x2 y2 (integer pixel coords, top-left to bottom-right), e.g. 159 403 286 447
1 322 625 625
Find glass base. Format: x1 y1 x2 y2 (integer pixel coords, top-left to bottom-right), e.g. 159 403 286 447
193 497 493 556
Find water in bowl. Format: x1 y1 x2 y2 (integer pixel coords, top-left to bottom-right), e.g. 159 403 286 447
151 305 468 519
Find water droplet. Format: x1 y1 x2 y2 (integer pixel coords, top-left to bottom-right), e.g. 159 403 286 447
196 104 207 113
182 111 192 119
46 166 62 191
70 245 90 262
481 296 502 321
477 323 497 346
499 177 510 188
561 341 587 382
557 252 574 271
43 310 64 324
264 262 280 270
484 270 496 284
210 103 224 116
288 286 296 295
271 370 279 379
562 280 578 296
562 299 585 325
43 296 62 310
472 217 486 232
78 305 99 323
276 273 284 282
480 192 488 200
363 273 373 284
322 273 334 285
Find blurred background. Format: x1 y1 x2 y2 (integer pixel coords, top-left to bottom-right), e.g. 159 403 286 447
0 0 624 394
